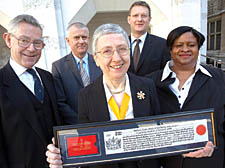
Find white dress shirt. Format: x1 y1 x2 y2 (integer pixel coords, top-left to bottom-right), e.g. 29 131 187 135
161 60 212 109
73 53 90 77
9 58 43 95
103 74 134 121
131 32 147 56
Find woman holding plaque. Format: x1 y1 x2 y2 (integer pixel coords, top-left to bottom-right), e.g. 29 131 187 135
46 23 161 168
148 26 224 168
46 24 214 168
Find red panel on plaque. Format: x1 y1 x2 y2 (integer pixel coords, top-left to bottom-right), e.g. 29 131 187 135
67 135 98 157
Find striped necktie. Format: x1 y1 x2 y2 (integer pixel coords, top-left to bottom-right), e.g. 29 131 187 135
79 59 90 87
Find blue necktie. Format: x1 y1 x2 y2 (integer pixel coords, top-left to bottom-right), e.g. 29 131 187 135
27 69 44 103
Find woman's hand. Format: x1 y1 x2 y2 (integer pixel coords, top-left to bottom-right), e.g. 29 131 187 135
183 141 214 158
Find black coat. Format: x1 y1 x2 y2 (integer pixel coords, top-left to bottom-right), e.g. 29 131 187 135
129 33 170 76
148 65 225 168
78 72 161 168
0 63 61 168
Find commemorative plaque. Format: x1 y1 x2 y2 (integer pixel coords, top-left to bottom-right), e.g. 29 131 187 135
54 108 216 167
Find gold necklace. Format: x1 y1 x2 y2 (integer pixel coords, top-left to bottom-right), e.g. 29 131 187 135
110 88 125 94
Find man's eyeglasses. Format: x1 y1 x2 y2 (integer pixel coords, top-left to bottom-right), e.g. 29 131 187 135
10 34 44 50
96 47 130 58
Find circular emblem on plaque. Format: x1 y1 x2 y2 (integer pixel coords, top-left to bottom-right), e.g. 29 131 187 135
196 124 206 135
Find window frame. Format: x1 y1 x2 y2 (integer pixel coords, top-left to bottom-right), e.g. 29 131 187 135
207 17 222 50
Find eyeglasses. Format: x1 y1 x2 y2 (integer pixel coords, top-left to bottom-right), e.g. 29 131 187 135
10 34 44 50
96 47 130 58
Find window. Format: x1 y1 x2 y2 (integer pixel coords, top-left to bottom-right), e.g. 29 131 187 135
207 20 221 50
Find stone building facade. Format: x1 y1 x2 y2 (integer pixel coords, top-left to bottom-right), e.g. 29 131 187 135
207 0 225 68
0 0 208 70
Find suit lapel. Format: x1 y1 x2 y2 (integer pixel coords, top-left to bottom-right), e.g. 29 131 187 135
183 71 209 106
88 54 101 82
91 76 110 121
136 33 153 71
156 73 176 95
37 68 60 124
3 64 47 144
128 36 135 72
128 73 151 118
67 53 83 86
129 34 154 72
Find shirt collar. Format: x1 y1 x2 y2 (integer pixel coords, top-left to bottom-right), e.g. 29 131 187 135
161 60 212 82
73 53 88 64
131 32 147 44
9 58 37 77
103 74 131 102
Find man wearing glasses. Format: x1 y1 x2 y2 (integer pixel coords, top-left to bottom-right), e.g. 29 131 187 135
0 14 61 168
52 22 101 125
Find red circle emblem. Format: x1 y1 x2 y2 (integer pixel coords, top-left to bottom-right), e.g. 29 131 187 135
196 124 206 135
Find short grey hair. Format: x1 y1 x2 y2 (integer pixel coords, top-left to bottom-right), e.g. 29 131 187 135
92 23 130 54
66 22 89 37
8 14 43 34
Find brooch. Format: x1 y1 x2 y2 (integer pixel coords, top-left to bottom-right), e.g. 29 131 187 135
137 91 145 100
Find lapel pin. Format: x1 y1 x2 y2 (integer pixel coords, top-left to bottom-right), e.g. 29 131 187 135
137 91 145 100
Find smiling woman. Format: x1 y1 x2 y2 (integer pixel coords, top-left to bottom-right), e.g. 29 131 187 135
170 32 199 70
46 23 161 168
148 26 225 168
94 33 130 88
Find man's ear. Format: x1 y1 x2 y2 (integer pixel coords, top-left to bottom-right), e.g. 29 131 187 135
127 16 131 25
65 37 70 45
3 33 12 48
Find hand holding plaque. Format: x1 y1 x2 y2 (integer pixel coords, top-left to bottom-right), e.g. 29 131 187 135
46 139 62 168
51 109 216 167
183 141 214 158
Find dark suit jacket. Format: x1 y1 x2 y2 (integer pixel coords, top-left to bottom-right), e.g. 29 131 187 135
0 63 61 168
129 33 170 76
78 72 161 168
148 65 225 168
52 52 101 124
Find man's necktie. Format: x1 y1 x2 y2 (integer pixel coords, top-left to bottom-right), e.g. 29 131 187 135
79 60 90 87
27 69 44 103
133 39 141 71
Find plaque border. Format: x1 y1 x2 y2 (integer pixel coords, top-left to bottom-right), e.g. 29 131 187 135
54 108 216 167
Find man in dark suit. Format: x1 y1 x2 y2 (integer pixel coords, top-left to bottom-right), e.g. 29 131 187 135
52 22 101 125
0 14 61 168
127 1 170 76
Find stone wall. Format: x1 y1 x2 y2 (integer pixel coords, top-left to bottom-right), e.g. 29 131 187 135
0 25 10 68
207 0 225 70
208 0 225 16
